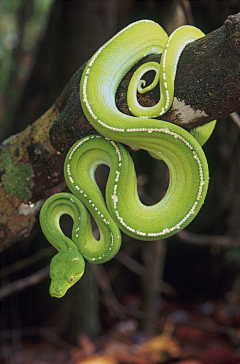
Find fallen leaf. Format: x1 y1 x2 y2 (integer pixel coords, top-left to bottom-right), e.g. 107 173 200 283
76 355 118 364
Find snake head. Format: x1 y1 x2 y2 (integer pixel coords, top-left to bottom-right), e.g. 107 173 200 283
49 250 85 298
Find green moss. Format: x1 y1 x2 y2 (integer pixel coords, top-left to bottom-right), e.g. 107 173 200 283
0 145 12 170
0 145 34 201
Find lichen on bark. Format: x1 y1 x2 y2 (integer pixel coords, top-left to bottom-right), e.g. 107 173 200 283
0 145 34 201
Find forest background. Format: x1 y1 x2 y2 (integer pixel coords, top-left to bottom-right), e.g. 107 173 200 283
0 1 240 363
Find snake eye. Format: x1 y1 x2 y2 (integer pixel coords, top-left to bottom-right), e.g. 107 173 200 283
69 275 74 282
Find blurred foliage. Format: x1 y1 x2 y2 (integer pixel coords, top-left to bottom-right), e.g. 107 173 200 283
0 0 54 138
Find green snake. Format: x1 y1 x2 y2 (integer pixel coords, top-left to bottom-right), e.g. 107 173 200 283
40 20 216 298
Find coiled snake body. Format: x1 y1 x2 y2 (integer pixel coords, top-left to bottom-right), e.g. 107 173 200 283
40 20 215 297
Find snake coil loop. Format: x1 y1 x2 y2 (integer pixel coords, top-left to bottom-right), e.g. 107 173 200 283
40 20 216 297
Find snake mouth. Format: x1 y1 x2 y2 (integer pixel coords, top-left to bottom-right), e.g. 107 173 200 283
49 284 67 298
50 291 65 298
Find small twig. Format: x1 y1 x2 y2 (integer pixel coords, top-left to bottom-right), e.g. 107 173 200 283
177 230 240 248
0 266 49 300
115 250 147 276
91 264 126 319
91 264 149 320
230 112 240 128
0 247 54 278
179 0 194 25
0 327 72 350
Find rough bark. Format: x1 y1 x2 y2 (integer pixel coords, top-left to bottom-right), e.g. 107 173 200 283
0 13 240 251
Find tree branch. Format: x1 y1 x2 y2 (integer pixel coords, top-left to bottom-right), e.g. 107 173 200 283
0 13 240 251
0 266 49 300
177 231 240 248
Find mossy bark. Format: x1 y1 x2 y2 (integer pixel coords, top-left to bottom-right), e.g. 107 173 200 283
0 13 240 251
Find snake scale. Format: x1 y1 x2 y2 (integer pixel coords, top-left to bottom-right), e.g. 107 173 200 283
40 20 216 297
